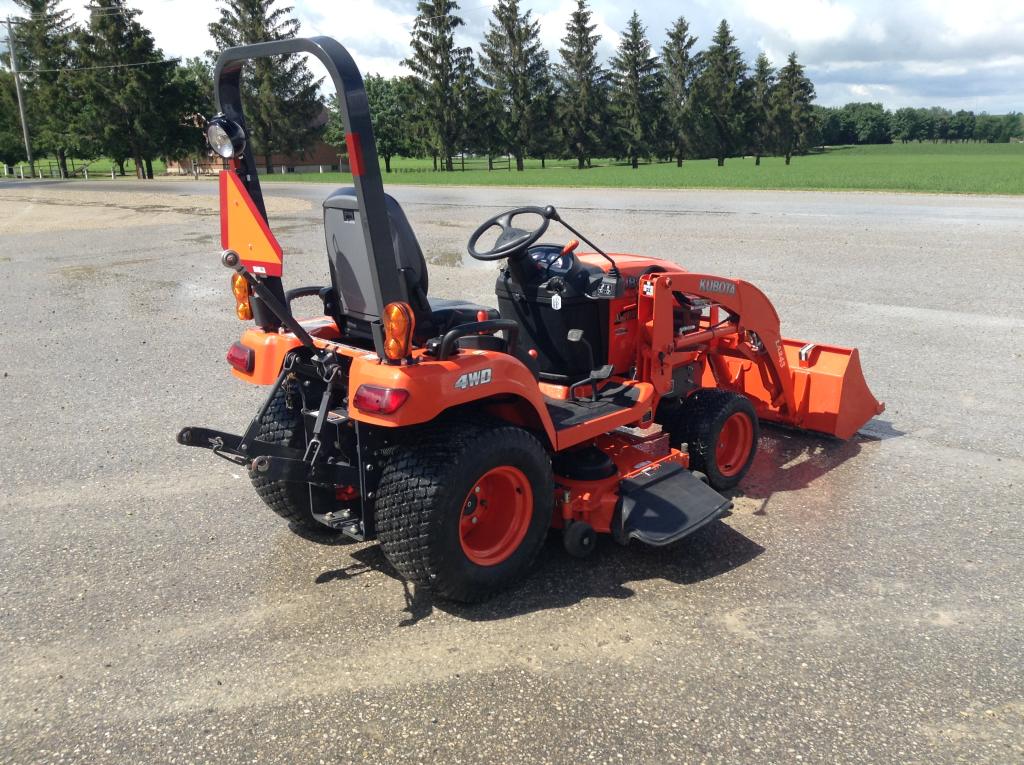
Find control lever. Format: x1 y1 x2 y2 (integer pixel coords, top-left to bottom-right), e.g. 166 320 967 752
567 330 614 402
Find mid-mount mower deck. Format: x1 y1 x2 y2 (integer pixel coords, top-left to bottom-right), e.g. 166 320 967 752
178 37 885 602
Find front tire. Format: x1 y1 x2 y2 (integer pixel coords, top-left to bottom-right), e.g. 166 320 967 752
375 419 554 602
660 389 759 491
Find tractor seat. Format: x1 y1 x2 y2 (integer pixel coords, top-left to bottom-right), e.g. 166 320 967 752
324 187 497 340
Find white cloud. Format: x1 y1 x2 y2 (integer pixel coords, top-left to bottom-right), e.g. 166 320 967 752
738 0 856 44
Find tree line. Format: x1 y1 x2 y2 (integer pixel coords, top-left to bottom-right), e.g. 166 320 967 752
1 0 1022 177
378 0 819 172
815 102 1023 146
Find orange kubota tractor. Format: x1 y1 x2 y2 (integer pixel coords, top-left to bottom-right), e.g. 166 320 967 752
178 38 884 602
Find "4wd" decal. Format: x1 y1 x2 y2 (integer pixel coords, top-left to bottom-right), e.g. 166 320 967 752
454 368 493 390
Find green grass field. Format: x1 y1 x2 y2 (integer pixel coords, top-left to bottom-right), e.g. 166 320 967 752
261 143 1024 195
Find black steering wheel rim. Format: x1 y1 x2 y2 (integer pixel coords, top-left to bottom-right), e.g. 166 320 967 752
467 205 552 261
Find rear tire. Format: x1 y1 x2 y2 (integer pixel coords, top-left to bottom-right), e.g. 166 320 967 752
375 419 554 602
249 381 341 536
660 389 759 491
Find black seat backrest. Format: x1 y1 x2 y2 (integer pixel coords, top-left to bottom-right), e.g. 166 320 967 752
323 187 431 335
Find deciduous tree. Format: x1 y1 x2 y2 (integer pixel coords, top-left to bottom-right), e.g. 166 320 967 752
0 70 25 165
10 0 76 176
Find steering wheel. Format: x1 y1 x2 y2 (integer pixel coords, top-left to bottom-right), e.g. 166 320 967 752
468 206 554 261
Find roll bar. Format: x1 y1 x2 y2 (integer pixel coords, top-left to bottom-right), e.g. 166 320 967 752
213 37 408 348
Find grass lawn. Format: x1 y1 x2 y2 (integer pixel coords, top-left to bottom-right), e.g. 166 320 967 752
261 143 1024 195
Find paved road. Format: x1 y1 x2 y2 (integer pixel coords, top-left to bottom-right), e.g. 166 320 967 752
1 180 1022 764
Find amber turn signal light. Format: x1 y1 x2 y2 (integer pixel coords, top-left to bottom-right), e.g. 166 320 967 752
382 301 415 361
231 272 253 321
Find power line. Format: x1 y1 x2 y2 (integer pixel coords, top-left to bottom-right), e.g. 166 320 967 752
19 57 179 74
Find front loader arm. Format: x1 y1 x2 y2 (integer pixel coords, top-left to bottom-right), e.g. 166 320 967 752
637 272 798 419
637 272 883 439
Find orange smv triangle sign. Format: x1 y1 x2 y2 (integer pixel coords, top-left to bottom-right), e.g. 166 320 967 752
219 170 284 277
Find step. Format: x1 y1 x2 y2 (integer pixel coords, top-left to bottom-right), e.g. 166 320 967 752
619 462 732 546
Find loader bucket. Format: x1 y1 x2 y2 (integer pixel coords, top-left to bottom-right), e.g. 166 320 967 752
773 340 884 439
708 339 885 440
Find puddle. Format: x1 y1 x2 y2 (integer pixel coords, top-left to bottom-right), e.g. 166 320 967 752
426 251 464 268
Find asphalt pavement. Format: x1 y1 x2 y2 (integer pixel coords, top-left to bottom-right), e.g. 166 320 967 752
0 178 1022 764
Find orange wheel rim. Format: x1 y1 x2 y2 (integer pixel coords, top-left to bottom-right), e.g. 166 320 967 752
716 412 754 477
459 466 533 566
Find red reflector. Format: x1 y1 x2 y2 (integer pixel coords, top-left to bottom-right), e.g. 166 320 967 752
353 384 409 414
226 342 254 373
345 132 365 177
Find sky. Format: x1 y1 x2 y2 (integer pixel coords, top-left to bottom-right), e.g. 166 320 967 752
1 0 1021 113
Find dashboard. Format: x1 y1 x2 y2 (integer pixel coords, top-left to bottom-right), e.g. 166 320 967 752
527 244 574 275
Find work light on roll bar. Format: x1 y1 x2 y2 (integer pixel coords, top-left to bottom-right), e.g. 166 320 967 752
206 115 246 158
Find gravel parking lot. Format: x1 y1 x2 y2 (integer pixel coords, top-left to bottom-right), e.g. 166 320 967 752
1 179 1022 764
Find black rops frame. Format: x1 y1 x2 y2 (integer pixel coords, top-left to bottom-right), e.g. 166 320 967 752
213 37 409 357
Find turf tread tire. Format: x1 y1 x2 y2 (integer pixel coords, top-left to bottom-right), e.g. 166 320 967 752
682 389 759 491
375 418 554 603
249 382 340 535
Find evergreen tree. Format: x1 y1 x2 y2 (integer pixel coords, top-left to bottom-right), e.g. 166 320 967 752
209 0 323 174
75 1 177 178
555 0 606 169
527 63 561 168
405 0 473 171
606 11 663 167
660 16 699 167
479 0 549 171
10 0 76 176
694 20 747 166
770 52 816 163
609 12 660 169
749 52 775 165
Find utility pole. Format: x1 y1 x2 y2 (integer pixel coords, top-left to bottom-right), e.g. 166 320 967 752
5 17 35 177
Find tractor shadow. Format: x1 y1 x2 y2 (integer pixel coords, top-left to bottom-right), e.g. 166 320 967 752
317 418 904 625
330 521 764 625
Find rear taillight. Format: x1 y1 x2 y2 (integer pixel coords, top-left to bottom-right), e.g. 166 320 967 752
226 342 254 373
353 384 409 414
